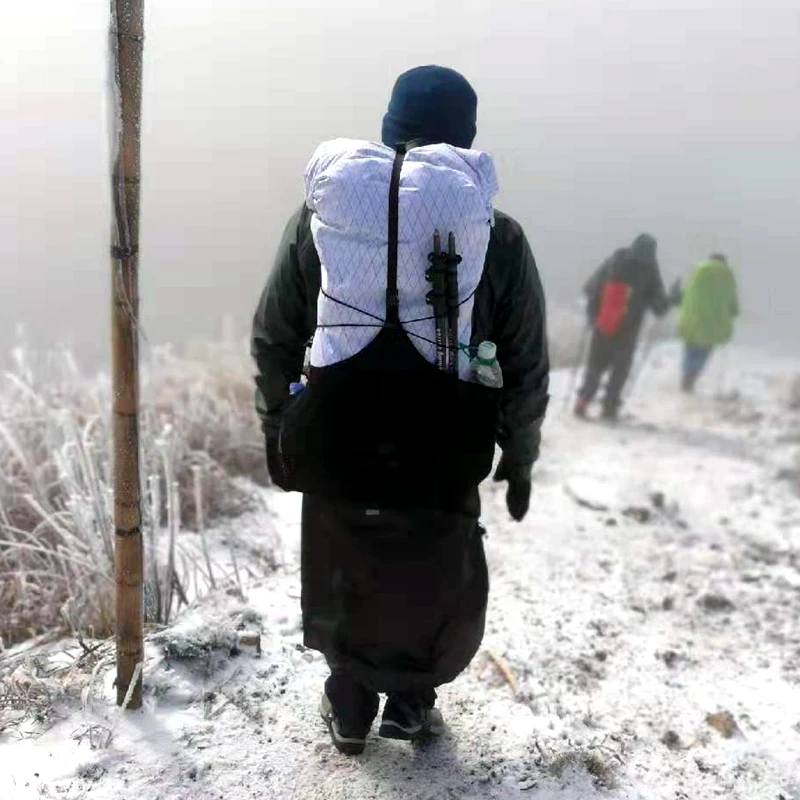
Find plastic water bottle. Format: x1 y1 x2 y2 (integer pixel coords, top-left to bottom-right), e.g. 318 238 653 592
471 341 503 388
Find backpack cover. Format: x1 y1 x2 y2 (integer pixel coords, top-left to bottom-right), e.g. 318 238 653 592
595 280 632 336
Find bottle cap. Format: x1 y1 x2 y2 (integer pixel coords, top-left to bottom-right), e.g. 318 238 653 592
476 341 496 364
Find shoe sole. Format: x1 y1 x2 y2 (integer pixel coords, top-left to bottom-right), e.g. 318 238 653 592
320 695 366 756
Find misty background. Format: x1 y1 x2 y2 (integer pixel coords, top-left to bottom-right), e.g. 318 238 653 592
3 0 799 367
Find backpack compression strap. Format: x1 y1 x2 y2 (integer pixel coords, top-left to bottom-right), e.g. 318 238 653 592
385 145 408 326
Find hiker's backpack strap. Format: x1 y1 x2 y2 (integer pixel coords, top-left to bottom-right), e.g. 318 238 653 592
385 145 408 325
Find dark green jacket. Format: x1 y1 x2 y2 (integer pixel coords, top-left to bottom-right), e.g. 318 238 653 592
251 205 550 478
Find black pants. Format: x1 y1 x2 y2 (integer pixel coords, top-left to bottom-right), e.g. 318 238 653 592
301 494 488 695
578 331 638 414
325 663 436 729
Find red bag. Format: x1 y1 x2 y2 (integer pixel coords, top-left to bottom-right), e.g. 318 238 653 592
596 281 631 335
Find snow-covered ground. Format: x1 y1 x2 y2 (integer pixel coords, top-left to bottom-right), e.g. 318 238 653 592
2 342 799 799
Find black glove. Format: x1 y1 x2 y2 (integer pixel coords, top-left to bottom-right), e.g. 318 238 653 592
668 278 683 307
265 436 290 492
493 456 532 522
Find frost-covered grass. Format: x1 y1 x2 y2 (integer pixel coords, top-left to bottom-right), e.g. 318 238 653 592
0 341 270 647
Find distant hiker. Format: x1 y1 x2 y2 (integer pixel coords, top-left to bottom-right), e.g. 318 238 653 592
251 66 549 755
574 234 680 421
678 253 739 392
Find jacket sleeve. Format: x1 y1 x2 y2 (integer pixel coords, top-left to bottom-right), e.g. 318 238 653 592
645 261 670 317
583 260 610 324
251 207 315 441
493 226 550 475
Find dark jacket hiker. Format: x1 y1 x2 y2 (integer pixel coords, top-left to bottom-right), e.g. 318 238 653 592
575 233 678 420
251 66 549 754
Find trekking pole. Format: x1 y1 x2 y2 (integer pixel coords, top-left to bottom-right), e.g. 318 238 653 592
445 232 462 375
624 320 658 402
562 324 591 412
716 345 729 397
426 231 448 371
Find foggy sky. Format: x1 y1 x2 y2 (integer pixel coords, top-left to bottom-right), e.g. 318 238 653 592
3 0 799 365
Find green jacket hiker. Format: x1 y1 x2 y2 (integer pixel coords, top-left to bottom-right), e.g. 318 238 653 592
678 253 739 392
679 255 739 348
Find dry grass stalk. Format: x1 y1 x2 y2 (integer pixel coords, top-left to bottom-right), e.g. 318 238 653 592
486 648 519 695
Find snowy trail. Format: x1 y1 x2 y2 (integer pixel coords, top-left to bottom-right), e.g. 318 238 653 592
2 343 800 799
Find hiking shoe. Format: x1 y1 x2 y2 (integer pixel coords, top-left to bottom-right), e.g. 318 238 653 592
379 694 445 741
574 398 588 418
601 406 619 422
320 693 369 756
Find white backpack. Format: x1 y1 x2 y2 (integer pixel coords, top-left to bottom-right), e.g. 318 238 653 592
304 139 498 379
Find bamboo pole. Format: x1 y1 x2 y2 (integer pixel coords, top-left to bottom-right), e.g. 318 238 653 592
110 0 145 709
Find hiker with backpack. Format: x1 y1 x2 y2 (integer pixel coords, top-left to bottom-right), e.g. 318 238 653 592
251 66 549 755
678 253 739 392
574 234 681 421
